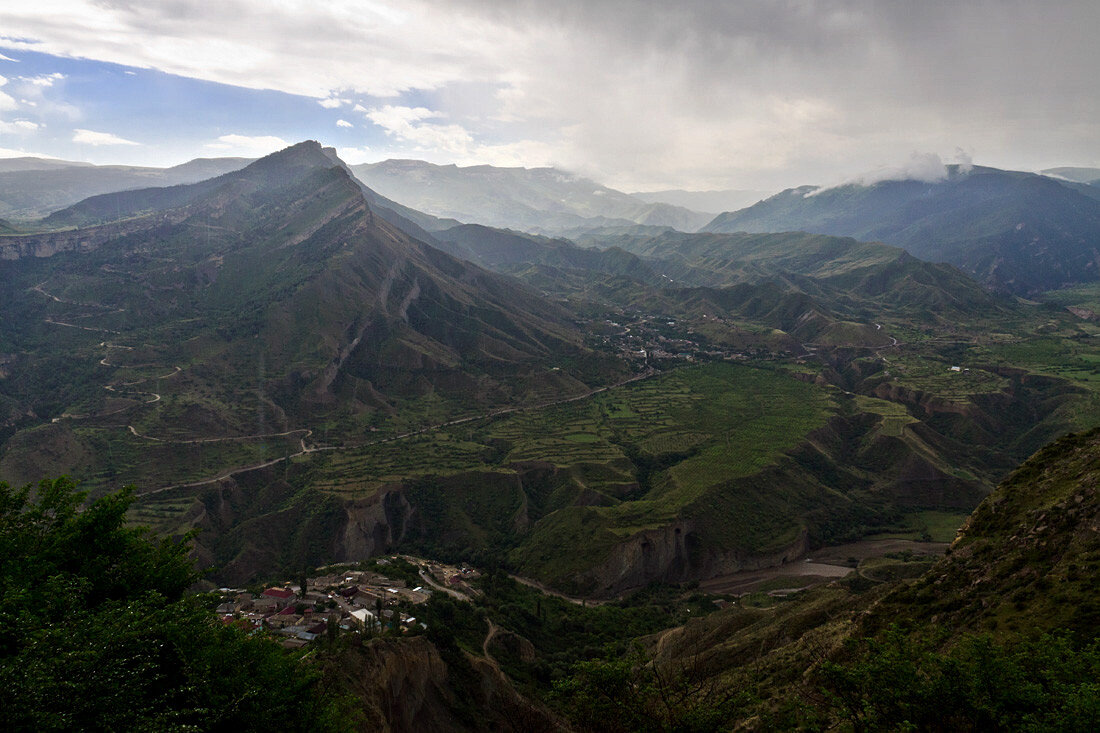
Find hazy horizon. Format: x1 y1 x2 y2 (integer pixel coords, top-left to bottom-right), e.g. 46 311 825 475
1 1 1098 191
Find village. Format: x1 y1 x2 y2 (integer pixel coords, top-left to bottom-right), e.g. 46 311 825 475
582 310 779 364
212 557 479 648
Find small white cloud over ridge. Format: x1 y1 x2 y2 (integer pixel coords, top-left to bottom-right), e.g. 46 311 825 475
72 128 140 146
204 134 288 156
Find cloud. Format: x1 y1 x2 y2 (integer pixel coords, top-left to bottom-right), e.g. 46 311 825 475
72 128 140 146
204 133 288 156
0 90 15 111
335 119 352 128
366 105 472 153
0 118 38 134
954 147 974 174
0 146 60 159
336 146 373 164
0 2 1098 187
21 72 63 87
807 152 950 196
0 53 17 62
317 96 346 109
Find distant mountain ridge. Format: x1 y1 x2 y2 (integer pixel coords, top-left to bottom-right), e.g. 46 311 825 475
1041 166 1100 185
350 159 713 235
703 165 1100 294
630 188 771 214
0 156 252 219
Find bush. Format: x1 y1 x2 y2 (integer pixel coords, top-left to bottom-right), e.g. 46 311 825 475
0 477 353 731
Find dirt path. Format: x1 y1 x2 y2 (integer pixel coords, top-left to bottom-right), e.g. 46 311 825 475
506 573 613 607
697 559 853 596
127 425 310 444
138 369 661 495
418 567 470 601
45 318 120 334
697 539 948 596
482 618 500 665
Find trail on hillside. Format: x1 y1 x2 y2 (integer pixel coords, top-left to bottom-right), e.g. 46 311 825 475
139 368 661 495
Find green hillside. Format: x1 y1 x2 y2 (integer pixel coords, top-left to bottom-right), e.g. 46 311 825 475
0 142 626 495
703 166 1100 295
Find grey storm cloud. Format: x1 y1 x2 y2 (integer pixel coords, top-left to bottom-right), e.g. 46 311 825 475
1 0 1097 189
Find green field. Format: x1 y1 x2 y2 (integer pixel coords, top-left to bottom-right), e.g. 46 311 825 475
313 362 832 502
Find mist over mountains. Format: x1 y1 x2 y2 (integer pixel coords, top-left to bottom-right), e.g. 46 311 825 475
350 159 714 234
704 164 1100 294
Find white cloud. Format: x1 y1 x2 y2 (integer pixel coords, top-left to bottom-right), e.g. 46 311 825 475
457 139 559 169
21 72 63 87
0 118 39 134
366 105 472 153
317 96 346 109
0 90 14 111
0 146 60 159
335 119 352 128
807 152 951 196
72 128 140 146
204 134 288 156
0 53 18 62
352 103 367 113
336 146 373 165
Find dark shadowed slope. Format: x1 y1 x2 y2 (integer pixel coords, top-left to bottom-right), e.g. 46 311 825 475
704 165 1100 294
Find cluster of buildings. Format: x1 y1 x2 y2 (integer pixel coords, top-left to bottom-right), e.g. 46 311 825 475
213 563 437 649
586 313 755 363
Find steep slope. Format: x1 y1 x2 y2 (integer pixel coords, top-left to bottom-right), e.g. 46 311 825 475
868 426 1100 637
578 229 1007 323
631 426 1100 729
350 159 712 234
431 224 662 284
0 157 251 219
703 165 1100 294
0 141 623 491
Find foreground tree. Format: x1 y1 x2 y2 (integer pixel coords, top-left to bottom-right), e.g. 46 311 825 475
0 477 351 731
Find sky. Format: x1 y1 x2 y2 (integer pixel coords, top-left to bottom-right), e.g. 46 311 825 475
0 0 1097 191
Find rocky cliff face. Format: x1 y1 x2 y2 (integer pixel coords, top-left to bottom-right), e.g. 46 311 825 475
329 636 559 733
580 522 810 596
0 213 187 259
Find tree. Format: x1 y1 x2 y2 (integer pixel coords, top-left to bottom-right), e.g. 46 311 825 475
553 643 749 732
816 626 1100 732
0 477 353 731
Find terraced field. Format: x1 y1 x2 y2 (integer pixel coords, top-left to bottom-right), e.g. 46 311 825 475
311 362 834 504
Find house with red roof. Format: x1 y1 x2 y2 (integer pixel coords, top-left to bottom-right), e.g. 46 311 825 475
261 587 296 609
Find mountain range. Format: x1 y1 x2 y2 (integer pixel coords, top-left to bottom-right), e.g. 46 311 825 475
3 138 1100 727
0 156 252 219
629 187 771 214
703 164 1100 294
350 159 713 234
0 142 626 491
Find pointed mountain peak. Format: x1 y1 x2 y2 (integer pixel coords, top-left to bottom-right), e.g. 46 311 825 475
236 140 339 178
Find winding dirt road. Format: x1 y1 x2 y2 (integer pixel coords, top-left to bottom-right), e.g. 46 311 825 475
139 368 660 496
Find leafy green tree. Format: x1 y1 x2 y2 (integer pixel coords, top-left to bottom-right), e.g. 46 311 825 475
553 644 748 732
0 477 353 731
817 626 1100 732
